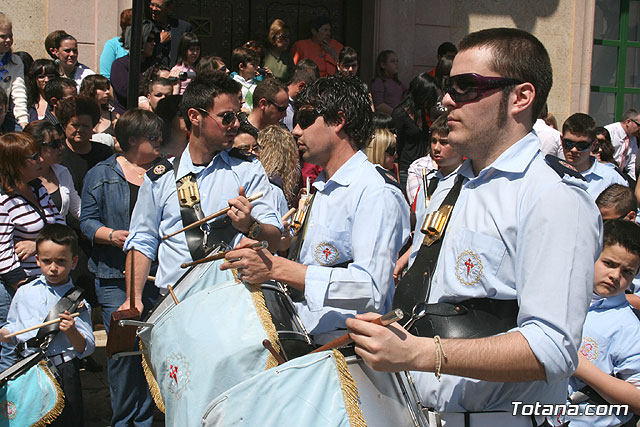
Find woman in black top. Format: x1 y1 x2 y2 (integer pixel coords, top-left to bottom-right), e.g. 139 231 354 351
392 72 440 196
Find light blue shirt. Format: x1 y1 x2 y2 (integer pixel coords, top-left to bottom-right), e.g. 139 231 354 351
99 36 128 79
550 293 640 426
408 167 460 268
294 151 411 343
582 157 628 200
124 146 282 291
413 132 602 412
5 276 94 359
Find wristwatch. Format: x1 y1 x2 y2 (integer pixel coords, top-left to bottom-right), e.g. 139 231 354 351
247 219 261 239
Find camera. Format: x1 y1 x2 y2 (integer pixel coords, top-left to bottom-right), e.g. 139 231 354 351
179 71 196 81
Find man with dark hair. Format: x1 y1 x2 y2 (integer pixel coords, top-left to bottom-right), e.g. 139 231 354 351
347 28 601 425
605 108 640 175
146 77 174 112
429 42 458 77
221 75 410 345
149 0 192 67
246 77 288 131
43 77 77 125
282 59 319 131
121 72 282 314
595 183 637 221
561 113 627 199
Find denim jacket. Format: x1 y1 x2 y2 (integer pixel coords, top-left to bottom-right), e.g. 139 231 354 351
80 154 131 278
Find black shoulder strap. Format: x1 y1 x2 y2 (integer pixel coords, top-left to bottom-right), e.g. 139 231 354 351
544 154 586 181
375 165 403 192
393 177 464 321
35 286 85 343
147 157 173 181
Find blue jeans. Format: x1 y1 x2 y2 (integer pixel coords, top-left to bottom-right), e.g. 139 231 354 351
96 278 159 427
0 281 17 371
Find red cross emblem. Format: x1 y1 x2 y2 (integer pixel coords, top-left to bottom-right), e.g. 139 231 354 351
323 247 332 261
169 365 178 385
465 258 474 276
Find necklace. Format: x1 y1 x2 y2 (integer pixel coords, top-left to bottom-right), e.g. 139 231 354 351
122 156 146 179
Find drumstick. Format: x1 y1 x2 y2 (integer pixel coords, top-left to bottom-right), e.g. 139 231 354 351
162 192 264 240
310 309 404 354
262 339 286 365
167 285 179 305
180 240 269 269
6 312 81 338
121 271 155 282
282 208 296 222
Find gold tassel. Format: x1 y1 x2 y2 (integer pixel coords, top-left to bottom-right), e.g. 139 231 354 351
247 283 282 369
333 350 367 427
140 341 166 413
31 361 65 427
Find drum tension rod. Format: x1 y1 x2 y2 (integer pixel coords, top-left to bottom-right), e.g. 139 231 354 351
118 320 154 328
112 350 148 360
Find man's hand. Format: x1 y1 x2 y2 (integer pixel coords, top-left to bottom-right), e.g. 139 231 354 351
279 220 293 251
160 30 171 44
321 40 338 60
220 238 274 284
393 251 410 284
115 298 144 318
110 230 129 248
346 312 428 372
227 186 253 234
14 240 36 261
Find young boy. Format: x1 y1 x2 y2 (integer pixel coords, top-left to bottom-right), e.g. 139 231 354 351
394 114 463 277
0 224 95 426
561 113 628 199
549 220 640 427
230 46 260 111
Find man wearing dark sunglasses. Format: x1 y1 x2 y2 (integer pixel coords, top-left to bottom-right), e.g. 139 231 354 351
121 73 282 315
246 77 289 131
561 113 628 200
347 28 602 426
604 108 640 175
221 75 410 345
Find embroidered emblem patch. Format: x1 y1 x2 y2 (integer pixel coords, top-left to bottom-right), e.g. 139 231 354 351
1 401 16 419
455 250 483 286
314 242 339 266
559 160 578 172
163 353 190 399
153 164 166 175
580 337 599 361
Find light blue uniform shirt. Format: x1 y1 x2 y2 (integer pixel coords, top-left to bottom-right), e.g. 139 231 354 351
5 276 94 359
294 151 411 343
124 146 282 291
408 167 460 268
582 157 628 200
550 293 640 427
413 132 602 412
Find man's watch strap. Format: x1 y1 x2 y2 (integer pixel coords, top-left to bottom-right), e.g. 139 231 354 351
247 219 261 239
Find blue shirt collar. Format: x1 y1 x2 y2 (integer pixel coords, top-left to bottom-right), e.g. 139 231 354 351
590 292 629 309
313 150 367 192
177 144 233 179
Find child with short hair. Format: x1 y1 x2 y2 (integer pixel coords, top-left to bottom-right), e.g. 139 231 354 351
548 220 640 426
231 46 260 111
0 224 94 426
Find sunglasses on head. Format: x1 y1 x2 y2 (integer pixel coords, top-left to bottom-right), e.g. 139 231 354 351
41 137 65 149
267 99 288 112
443 73 523 103
196 108 247 126
562 138 593 152
295 108 323 129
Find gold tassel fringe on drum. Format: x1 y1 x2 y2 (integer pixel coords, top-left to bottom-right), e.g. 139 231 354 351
333 350 367 427
140 341 166 413
248 283 282 370
34 361 65 427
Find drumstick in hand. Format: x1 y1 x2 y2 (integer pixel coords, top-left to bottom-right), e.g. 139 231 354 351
6 312 81 338
310 309 404 354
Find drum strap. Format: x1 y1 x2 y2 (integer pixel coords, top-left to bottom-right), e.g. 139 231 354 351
393 177 463 320
173 154 236 261
287 193 315 263
26 287 86 349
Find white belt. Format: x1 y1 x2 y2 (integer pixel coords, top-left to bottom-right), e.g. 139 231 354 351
49 351 75 366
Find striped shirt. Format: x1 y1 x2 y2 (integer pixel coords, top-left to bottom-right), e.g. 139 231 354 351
0 181 64 282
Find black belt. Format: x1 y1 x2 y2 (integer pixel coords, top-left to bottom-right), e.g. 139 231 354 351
409 298 519 339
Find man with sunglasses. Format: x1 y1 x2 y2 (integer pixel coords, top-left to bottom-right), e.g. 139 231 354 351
604 108 640 176
561 113 627 200
246 77 289 132
121 73 282 315
347 28 601 426
221 75 411 345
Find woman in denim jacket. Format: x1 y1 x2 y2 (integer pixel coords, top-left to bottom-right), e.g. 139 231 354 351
80 109 163 427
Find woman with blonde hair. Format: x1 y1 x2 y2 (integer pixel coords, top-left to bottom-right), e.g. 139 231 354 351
365 128 397 175
263 19 295 82
257 125 300 214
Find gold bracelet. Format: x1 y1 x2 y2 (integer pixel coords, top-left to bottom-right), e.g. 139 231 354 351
434 335 447 381
108 229 114 244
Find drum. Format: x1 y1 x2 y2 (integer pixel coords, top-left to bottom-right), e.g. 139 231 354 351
138 276 313 426
201 350 428 427
0 353 64 426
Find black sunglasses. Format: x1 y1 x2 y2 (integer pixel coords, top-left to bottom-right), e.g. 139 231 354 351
196 108 247 126
443 73 523 103
562 138 593 152
385 145 396 156
267 99 288 112
24 151 41 161
41 137 65 149
295 108 322 129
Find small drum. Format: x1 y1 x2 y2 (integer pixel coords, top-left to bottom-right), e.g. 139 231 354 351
0 353 63 426
201 350 428 427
